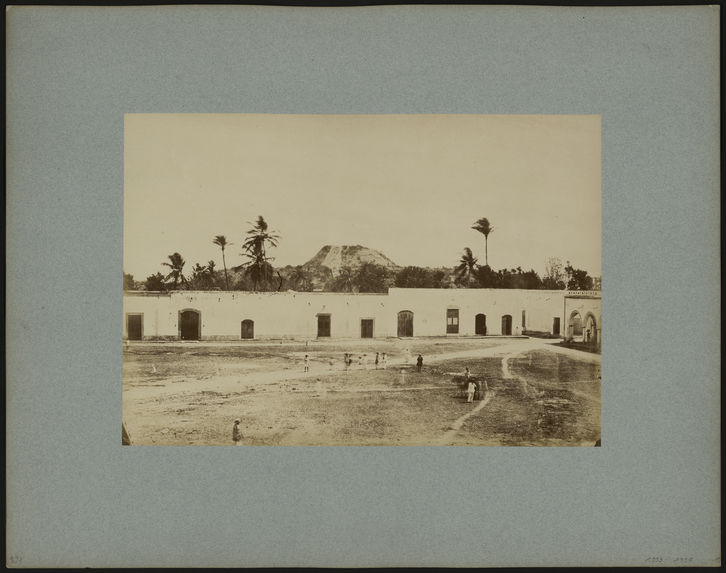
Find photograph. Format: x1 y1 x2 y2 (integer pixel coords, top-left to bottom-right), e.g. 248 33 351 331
123 113 602 446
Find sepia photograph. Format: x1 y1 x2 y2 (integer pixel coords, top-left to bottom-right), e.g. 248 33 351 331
123 113 601 446
7 3 719 567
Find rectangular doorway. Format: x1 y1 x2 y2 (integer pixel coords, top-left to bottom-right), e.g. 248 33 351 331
126 313 143 340
361 319 374 338
553 317 561 336
317 314 331 337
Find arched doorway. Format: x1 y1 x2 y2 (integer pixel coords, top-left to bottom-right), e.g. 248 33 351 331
584 313 598 345
475 313 487 335
397 310 414 337
241 319 254 339
179 309 201 340
501 314 512 335
568 311 583 340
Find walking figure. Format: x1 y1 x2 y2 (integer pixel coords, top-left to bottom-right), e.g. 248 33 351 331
232 419 243 446
381 353 387 369
466 380 476 403
375 352 380 369
416 354 423 372
304 354 309 373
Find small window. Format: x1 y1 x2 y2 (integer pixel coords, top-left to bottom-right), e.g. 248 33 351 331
446 309 459 334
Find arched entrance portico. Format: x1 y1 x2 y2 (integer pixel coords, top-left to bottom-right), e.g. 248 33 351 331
584 313 598 345
568 311 583 341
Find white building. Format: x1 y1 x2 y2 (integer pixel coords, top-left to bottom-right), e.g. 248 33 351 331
122 287 601 345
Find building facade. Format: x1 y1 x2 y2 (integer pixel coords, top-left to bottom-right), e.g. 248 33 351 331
123 287 601 344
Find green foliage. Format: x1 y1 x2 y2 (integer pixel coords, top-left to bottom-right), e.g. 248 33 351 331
144 272 166 291
123 273 137 291
236 216 280 291
330 266 355 292
455 248 478 286
543 257 566 289
472 217 494 266
212 235 232 290
394 266 442 288
565 262 594 290
189 261 218 290
355 263 390 293
162 252 187 289
289 265 313 291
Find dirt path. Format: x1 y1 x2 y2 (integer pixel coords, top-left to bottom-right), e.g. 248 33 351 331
435 391 495 445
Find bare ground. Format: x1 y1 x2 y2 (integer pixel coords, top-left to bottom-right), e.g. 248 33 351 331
122 337 601 446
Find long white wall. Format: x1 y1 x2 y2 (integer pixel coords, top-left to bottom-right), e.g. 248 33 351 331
122 288 592 341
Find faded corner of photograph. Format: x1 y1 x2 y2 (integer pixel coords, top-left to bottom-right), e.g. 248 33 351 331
122 114 601 446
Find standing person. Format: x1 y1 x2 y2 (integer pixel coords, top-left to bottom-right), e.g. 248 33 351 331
303 354 309 373
466 380 476 403
232 419 243 446
416 354 423 372
375 352 380 369
381 352 387 369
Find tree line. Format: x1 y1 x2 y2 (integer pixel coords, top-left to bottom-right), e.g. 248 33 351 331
123 215 599 293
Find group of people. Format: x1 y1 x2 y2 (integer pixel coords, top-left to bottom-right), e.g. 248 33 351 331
302 350 427 373
463 367 488 403
342 352 388 370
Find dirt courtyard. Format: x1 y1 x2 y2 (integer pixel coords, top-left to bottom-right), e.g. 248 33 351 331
122 337 601 446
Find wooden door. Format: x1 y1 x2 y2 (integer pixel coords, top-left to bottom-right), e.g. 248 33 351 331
241 319 254 339
397 311 413 337
180 310 200 340
317 314 331 337
127 314 142 340
501 314 512 335
361 319 373 338
475 314 487 335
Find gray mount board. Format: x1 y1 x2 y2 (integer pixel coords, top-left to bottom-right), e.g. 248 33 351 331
5 5 720 568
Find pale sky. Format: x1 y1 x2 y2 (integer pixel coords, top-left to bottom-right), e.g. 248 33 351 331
124 114 601 281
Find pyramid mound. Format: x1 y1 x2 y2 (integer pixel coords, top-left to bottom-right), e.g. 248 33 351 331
304 245 399 276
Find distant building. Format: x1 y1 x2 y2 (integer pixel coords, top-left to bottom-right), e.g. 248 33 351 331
123 287 601 346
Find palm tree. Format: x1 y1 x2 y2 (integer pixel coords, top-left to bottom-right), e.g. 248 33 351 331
213 235 231 290
472 217 494 267
455 248 479 287
331 266 355 292
162 252 187 289
235 216 280 291
290 266 312 291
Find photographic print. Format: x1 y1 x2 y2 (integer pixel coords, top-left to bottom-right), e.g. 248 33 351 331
123 113 601 446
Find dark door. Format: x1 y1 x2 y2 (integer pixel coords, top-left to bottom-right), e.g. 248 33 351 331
446 309 459 334
553 317 561 336
361 319 373 338
127 314 142 340
180 310 200 340
501 314 512 335
241 319 254 339
475 314 487 335
397 311 414 337
317 314 331 337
